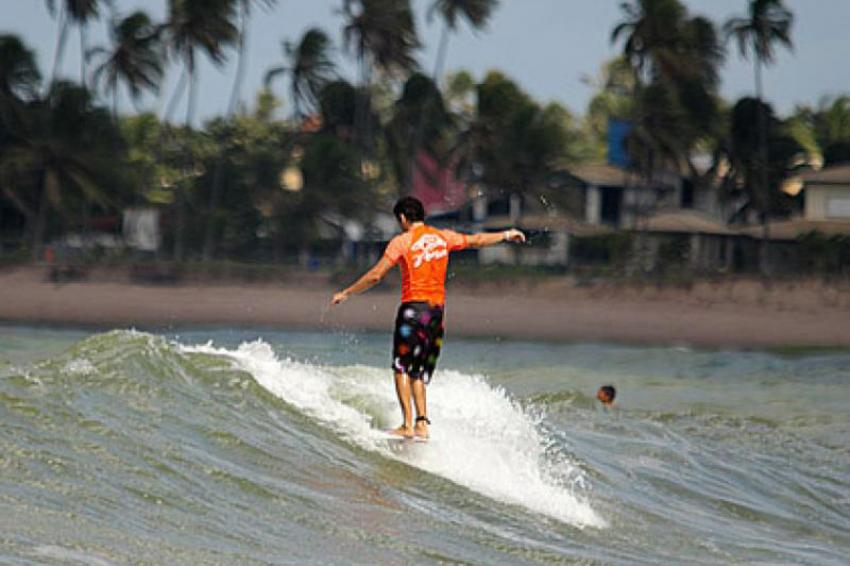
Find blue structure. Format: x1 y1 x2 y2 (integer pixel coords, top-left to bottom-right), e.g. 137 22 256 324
607 119 632 168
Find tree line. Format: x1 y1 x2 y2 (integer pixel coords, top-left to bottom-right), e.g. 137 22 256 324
1 0 849 267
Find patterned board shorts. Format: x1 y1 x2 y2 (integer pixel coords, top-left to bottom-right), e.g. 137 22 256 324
392 301 445 382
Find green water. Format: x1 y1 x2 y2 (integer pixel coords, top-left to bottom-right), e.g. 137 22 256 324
1 325 848 565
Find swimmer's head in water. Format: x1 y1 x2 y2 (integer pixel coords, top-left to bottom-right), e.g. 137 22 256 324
597 385 616 405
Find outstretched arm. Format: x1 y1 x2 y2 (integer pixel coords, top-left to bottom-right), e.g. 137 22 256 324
466 228 526 248
331 256 394 305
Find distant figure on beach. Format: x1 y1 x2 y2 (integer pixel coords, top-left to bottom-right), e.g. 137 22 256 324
597 385 616 406
331 196 526 439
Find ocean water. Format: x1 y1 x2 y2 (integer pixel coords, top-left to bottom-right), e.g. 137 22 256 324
1 325 848 565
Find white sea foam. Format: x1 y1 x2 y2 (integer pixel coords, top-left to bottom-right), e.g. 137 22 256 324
181 339 606 528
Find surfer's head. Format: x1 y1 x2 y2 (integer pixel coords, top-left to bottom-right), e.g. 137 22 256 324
597 385 616 406
393 196 425 230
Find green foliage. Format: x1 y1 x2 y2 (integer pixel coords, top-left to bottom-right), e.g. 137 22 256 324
0 0 840 275
89 11 164 110
585 57 633 139
265 27 336 118
443 69 475 117
0 35 41 102
166 0 239 71
797 231 850 275
458 71 575 197
790 96 850 166
385 72 453 187
429 0 499 31
723 97 802 216
724 0 793 65
655 234 691 271
612 0 725 177
56 0 103 24
0 80 131 256
319 80 357 134
342 0 420 78
571 233 633 267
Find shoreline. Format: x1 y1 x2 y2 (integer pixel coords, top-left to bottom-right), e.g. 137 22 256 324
1 267 849 349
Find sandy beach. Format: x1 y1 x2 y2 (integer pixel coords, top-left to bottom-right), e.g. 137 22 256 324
1 266 849 348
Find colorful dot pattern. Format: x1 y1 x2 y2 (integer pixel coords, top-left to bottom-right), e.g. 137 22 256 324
391 302 445 383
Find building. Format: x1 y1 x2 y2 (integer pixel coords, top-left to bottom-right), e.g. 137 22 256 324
801 164 850 222
565 163 682 228
638 209 736 273
738 164 850 241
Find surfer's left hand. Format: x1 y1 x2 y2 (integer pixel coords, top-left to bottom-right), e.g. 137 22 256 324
331 291 349 305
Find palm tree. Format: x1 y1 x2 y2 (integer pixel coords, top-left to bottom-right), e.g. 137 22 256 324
725 0 792 107
611 0 687 83
45 0 105 87
428 0 499 80
405 1 497 194
164 0 238 261
0 82 127 259
199 0 275 261
164 0 239 127
341 0 420 148
226 0 276 116
0 35 42 235
386 72 453 189
791 96 850 167
0 35 41 104
265 28 336 119
88 11 164 118
342 0 419 79
725 0 793 275
611 1 724 173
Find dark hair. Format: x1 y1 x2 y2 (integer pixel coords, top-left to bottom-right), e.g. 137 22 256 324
393 196 425 222
599 385 616 400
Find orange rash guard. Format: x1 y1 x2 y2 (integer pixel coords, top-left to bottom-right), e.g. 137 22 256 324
383 224 469 306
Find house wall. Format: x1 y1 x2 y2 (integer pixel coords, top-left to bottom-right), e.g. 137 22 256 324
478 231 570 266
585 186 601 224
622 187 678 228
693 185 724 219
805 185 850 220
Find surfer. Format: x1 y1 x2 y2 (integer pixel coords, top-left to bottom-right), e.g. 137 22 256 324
597 385 616 406
331 196 526 439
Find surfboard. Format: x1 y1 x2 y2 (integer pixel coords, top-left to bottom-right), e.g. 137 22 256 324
378 430 429 443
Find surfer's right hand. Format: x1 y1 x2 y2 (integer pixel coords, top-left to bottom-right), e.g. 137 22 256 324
503 229 527 243
331 291 349 305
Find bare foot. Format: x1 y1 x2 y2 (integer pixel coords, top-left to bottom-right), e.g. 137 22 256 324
414 422 429 439
390 425 414 438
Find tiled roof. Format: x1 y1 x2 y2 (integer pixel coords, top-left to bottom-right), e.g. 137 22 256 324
801 164 850 185
484 214 614 236
736 218 850 240
640 209 734 235
568 163 633 187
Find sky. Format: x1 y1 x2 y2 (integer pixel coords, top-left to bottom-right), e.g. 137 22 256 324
3 0 849 124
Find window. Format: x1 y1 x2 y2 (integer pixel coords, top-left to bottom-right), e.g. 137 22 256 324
826 198 850 218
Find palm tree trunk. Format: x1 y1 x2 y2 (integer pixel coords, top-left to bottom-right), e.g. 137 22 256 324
227 6 249 116
400 23 452 194
163 68 188 123
174 178 186 262
80 24 88 88
2 185 36 248
112 81 118 120
354 53 373 151
186 67 198 128
203 5 248 261
756 58 771 277
173 64 197 263
50 7 70 89
432 23 450 82
30 171 52 261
